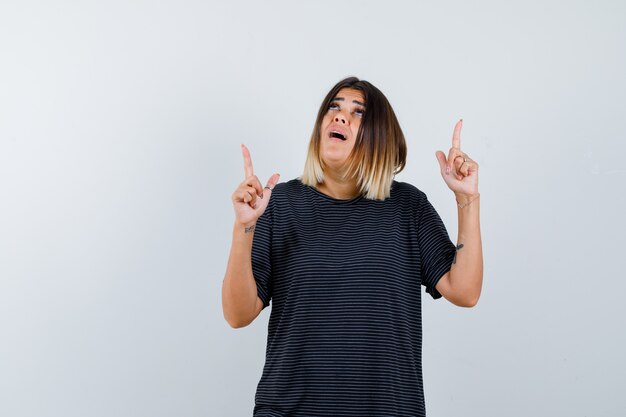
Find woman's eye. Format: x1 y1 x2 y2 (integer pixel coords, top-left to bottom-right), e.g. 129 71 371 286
354 108 365 117
328 103 339 111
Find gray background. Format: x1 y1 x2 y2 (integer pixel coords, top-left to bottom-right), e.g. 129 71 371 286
1 1 624 416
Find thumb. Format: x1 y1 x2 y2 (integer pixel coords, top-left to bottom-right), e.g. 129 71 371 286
435 151 447 173
260 173 280 203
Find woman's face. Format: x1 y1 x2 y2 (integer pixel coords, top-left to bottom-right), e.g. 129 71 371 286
318 88 366 171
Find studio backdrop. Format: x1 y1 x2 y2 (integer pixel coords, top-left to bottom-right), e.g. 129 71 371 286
0 1 624 416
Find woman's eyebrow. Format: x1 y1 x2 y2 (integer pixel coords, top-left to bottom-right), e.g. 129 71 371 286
332 97 366 107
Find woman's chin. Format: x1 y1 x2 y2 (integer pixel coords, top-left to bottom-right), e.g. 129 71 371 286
321 158 348 172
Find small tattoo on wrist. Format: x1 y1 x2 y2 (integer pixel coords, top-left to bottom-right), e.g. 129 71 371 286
453 243 464 264
244 225 256 234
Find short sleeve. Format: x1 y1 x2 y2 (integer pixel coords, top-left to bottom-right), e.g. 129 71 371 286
250 197 274 310
417 193 457 300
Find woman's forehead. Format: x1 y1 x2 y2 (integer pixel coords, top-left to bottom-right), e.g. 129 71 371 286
333 88 365 103
332 88 365 106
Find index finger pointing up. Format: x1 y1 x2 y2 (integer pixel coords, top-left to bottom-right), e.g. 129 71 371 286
452 119 463 149
241 143 254 178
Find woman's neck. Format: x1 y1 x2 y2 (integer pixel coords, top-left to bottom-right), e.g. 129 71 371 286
315 171 360 200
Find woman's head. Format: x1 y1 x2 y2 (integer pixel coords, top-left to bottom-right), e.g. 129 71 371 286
300 76 407 201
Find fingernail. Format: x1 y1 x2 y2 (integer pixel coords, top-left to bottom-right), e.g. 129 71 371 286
260 192 264 199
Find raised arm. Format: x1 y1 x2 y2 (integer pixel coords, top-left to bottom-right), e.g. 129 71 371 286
222 144 280 328
434 119 483 307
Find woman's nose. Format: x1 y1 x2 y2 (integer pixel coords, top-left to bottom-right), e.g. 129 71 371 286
334 114 347 124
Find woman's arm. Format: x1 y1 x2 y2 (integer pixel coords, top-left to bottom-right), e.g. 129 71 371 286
222 144 280 328
434 119 483 307
448 193 483 306
222 221 264 328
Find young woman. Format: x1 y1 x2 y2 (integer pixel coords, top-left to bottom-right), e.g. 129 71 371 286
223 77 483 417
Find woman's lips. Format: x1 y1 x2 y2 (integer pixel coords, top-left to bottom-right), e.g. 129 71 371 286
329 130 347 141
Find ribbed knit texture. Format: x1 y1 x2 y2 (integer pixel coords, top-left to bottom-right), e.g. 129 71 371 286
250 178 456 417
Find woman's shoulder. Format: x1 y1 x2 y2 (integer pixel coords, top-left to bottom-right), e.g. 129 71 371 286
272 177 303 195
391 180 428 201
265 177 306 204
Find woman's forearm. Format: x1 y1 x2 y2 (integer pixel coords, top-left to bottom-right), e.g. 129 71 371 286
222 221 259 328
449 194 483 306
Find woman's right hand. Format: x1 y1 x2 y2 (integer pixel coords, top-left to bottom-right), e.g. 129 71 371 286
231 144 280 227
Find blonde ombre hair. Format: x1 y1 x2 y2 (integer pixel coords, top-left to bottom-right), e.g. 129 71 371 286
300 77 407 201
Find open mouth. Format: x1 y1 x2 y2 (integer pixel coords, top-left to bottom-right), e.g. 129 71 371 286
329 131 346 141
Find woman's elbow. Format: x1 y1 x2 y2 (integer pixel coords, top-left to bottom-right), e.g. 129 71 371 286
463 293 480 308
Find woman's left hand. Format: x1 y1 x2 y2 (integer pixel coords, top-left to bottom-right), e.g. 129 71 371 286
435 119 479 199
